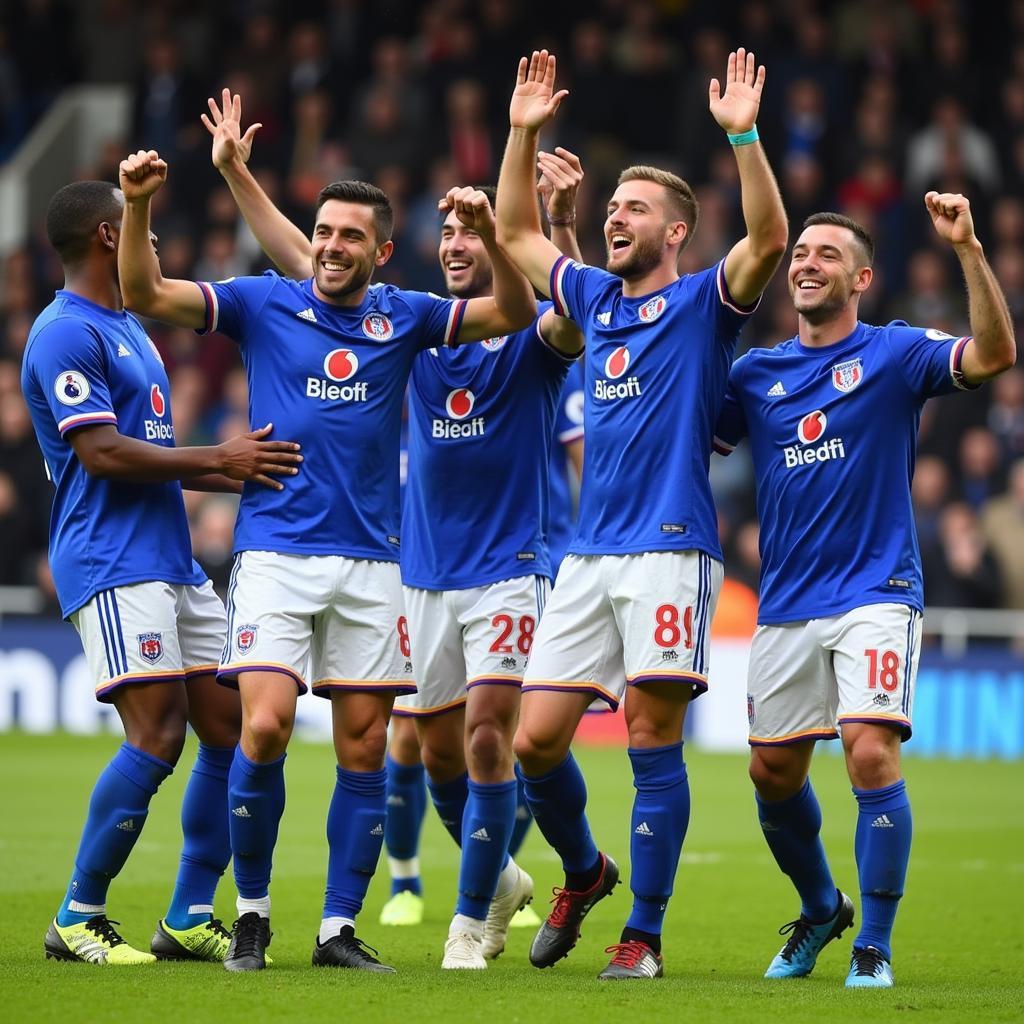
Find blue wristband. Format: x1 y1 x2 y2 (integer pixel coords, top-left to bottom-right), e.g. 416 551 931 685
727 125 759 146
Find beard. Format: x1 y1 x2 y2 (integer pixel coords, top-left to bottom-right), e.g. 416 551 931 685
606 234 663 281
314 258 374 301
791 282 850 324
445 263 493 299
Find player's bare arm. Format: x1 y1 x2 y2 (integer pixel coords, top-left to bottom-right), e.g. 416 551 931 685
537 146 586 355
203 89 312 280
437 186 537 344
70 421 302 491
496 51 571 297
925 191 1017 383
711 49 788 307
117 149 208 329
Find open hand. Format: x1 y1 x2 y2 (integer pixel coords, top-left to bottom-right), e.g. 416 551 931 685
925 191 977 247
202 88 262 170
119 149 168 202
217 423 302 491
537 146 584 221
509 50 569 131
709 48 765 134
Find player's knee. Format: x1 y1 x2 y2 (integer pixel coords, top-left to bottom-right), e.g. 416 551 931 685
748 751 803 799
421 738 465 782
847 738 900 789
245 705 294 759
466 719 512 778
128 706 189 765
338 717 389 772
389 717 421 764
512 723 565 773
189 704 242 748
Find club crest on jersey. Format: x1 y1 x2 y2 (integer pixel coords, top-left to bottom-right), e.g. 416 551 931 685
137 632 163 664
445 388 475 420
323 348 359 381
831 358 863 393
150 383 166 417
482 336 507 352
747 693 755 726
236 624 258 653
638 294 667 323
604 346 631 379
54 370 90 406
797 410 827 444
362 313 394 341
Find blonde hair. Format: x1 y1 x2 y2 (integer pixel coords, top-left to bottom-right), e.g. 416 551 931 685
617 165 699 247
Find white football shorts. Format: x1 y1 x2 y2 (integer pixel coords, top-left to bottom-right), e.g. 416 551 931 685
747 603 922 745
521 551 723 711
218 550 414 697
71 579 225 703
394 574 550 717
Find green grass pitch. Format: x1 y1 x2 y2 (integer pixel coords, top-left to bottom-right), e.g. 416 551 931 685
2 732 1022 1023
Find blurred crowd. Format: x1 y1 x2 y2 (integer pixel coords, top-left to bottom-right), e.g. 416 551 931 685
2 0 1024 617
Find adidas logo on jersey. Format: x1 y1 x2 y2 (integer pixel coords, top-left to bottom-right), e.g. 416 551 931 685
370 823 384 836
634 821 655 837
470 827 491 842
232 805 252 818
767 380 786 397
116 818 137 832
387 794 406 807
116 343 131 358
297 307 318 323
871 814 895 829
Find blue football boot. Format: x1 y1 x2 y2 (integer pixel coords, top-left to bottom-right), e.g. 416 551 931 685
764 891 854 978
845 945 894 988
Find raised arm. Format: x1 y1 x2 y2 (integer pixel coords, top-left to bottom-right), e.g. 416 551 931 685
536 146 586 355
202 89 312 280
496 51 571 298
925 191 1017 383
117 150 208 329
437 187 537 344
711 49 788 307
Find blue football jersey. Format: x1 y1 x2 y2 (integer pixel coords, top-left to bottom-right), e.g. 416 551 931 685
714 321 977 623
549 255 756 559
547 358 585 572
21 290 204 617
198 272 464 560
401 306 573 589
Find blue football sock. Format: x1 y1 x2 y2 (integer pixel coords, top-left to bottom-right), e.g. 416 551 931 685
456 778 518 920
228 748 286 901
756 778 838 923
427 771 469 848
166 744 234 929
624 742 689 937
323 766 387 921
384 754 427 896
853 779 912 960
517 754 599 876
57 743 173 926
508 775 534 857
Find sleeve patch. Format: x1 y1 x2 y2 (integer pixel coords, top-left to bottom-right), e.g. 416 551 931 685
53 370 92 406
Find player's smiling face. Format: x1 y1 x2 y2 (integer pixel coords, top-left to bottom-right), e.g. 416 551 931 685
439 210 493 298
310 200 392 304
789 224 872 324
604 180 684 281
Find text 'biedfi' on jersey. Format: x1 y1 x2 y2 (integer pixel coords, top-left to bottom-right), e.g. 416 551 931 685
548 255 757 561
197 271 466 561
401 302 574 590
22 290 204 618
713 321 978 623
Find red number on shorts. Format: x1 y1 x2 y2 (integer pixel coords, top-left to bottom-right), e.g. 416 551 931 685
490 614 514 653
490 614 536 655
654 604 693 649
865 648 900 692
517 615 535 655
397 616 411 658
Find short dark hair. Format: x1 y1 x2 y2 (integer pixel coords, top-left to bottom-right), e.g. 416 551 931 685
802 212 875 266
315 180 394 243
45 181 123 265
617 165 699 248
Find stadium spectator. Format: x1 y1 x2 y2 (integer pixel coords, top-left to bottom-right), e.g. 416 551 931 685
981 459 1024 609
924 502 1004 609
